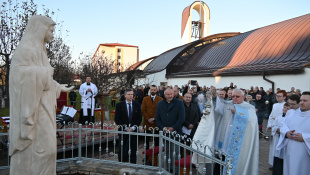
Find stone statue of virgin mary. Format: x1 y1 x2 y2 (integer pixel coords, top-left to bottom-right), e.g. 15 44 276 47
9 15 74 175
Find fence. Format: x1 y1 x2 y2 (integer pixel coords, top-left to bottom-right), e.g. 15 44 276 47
0 122 233 175
0 126 9 171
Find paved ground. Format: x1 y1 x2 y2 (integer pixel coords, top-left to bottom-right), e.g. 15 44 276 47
259 119 273 175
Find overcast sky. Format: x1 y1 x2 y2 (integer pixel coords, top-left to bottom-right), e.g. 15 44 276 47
32 0 310 61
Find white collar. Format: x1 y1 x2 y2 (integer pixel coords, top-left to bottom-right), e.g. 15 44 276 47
126 100 132 105
298 108 310 117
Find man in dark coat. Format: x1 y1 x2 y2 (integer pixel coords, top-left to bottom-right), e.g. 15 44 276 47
155 88 185 173
155 88 185 134
114 89 142 164
253 93 267 138
69 90 77 107
143 84 150 97
182 93 201 138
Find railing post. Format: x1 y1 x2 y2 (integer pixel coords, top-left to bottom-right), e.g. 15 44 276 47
226 157 232 175
157 131 163 174
76 124 83 164
7 124 10 167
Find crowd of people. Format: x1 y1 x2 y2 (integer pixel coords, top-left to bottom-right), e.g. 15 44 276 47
78 77 309 175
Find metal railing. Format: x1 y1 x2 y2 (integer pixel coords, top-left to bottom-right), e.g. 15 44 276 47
0 125 9 170
0 122 233 175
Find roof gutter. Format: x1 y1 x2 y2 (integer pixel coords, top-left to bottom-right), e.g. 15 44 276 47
262 72 274 93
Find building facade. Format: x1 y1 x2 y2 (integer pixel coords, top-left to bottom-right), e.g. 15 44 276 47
134 13 310 92
93 43 139 73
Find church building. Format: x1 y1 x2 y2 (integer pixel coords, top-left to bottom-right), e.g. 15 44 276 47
130 3 310 92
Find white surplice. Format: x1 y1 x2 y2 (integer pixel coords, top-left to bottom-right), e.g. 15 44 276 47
214 97 233 151
271 114 285 158
79 82 98 116
267 102 285 165
276 108 310 175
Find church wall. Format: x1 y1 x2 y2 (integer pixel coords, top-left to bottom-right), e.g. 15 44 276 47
135 69 167 87
138 68 310 92
265 68 310 92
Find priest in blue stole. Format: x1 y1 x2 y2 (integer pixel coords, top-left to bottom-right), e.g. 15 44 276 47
214 89 259 175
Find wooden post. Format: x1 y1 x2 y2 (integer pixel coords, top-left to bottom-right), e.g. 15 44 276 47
96 93 109 129
100 95 105 129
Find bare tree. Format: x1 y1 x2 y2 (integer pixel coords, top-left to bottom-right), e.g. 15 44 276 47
0 0 74 107
77 51 155 113
48 35 75 85
78 51 143 93
0 0 37 105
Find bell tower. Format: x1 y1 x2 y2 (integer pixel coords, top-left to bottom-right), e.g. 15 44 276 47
181 1 210 44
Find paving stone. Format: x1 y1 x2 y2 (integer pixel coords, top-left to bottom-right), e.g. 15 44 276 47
119 168 136 175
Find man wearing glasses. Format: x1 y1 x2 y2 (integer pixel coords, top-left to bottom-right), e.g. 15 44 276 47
277 91 310 175
266 90 287 170
214 89 258 175
287 94 300 111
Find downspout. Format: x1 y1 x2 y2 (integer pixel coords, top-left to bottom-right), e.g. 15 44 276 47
263 72 274 93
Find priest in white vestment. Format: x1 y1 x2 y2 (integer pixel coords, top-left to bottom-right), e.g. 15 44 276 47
276 91 310 175
9 15 74 175
266 90 286 167
214 89 259 175
79 77 98 124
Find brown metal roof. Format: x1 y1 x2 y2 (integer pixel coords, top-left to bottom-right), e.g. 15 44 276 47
143 44 190 73
144 33 239 74
166 32 248 76
167 13 310 77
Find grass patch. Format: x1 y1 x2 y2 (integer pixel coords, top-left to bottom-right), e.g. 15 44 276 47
0 108 9 117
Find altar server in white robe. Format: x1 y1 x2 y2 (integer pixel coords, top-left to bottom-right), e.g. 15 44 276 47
266 90 286 167
213 89 259 175
276 91 310 175
271 102 290 175
79 76 98 124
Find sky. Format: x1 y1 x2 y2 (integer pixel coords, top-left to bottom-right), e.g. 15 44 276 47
31 0 310 62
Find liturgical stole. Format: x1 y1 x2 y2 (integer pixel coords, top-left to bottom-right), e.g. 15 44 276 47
223 105 250 175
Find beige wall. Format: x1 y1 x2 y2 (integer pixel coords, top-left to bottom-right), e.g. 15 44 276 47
116 46 138 71
96 46 115 60
94 45 138 73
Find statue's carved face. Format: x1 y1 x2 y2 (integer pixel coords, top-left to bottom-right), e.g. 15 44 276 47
44 25 55 43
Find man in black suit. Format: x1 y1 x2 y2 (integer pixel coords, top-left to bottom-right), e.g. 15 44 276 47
114 89 142 164
182 93 201 139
